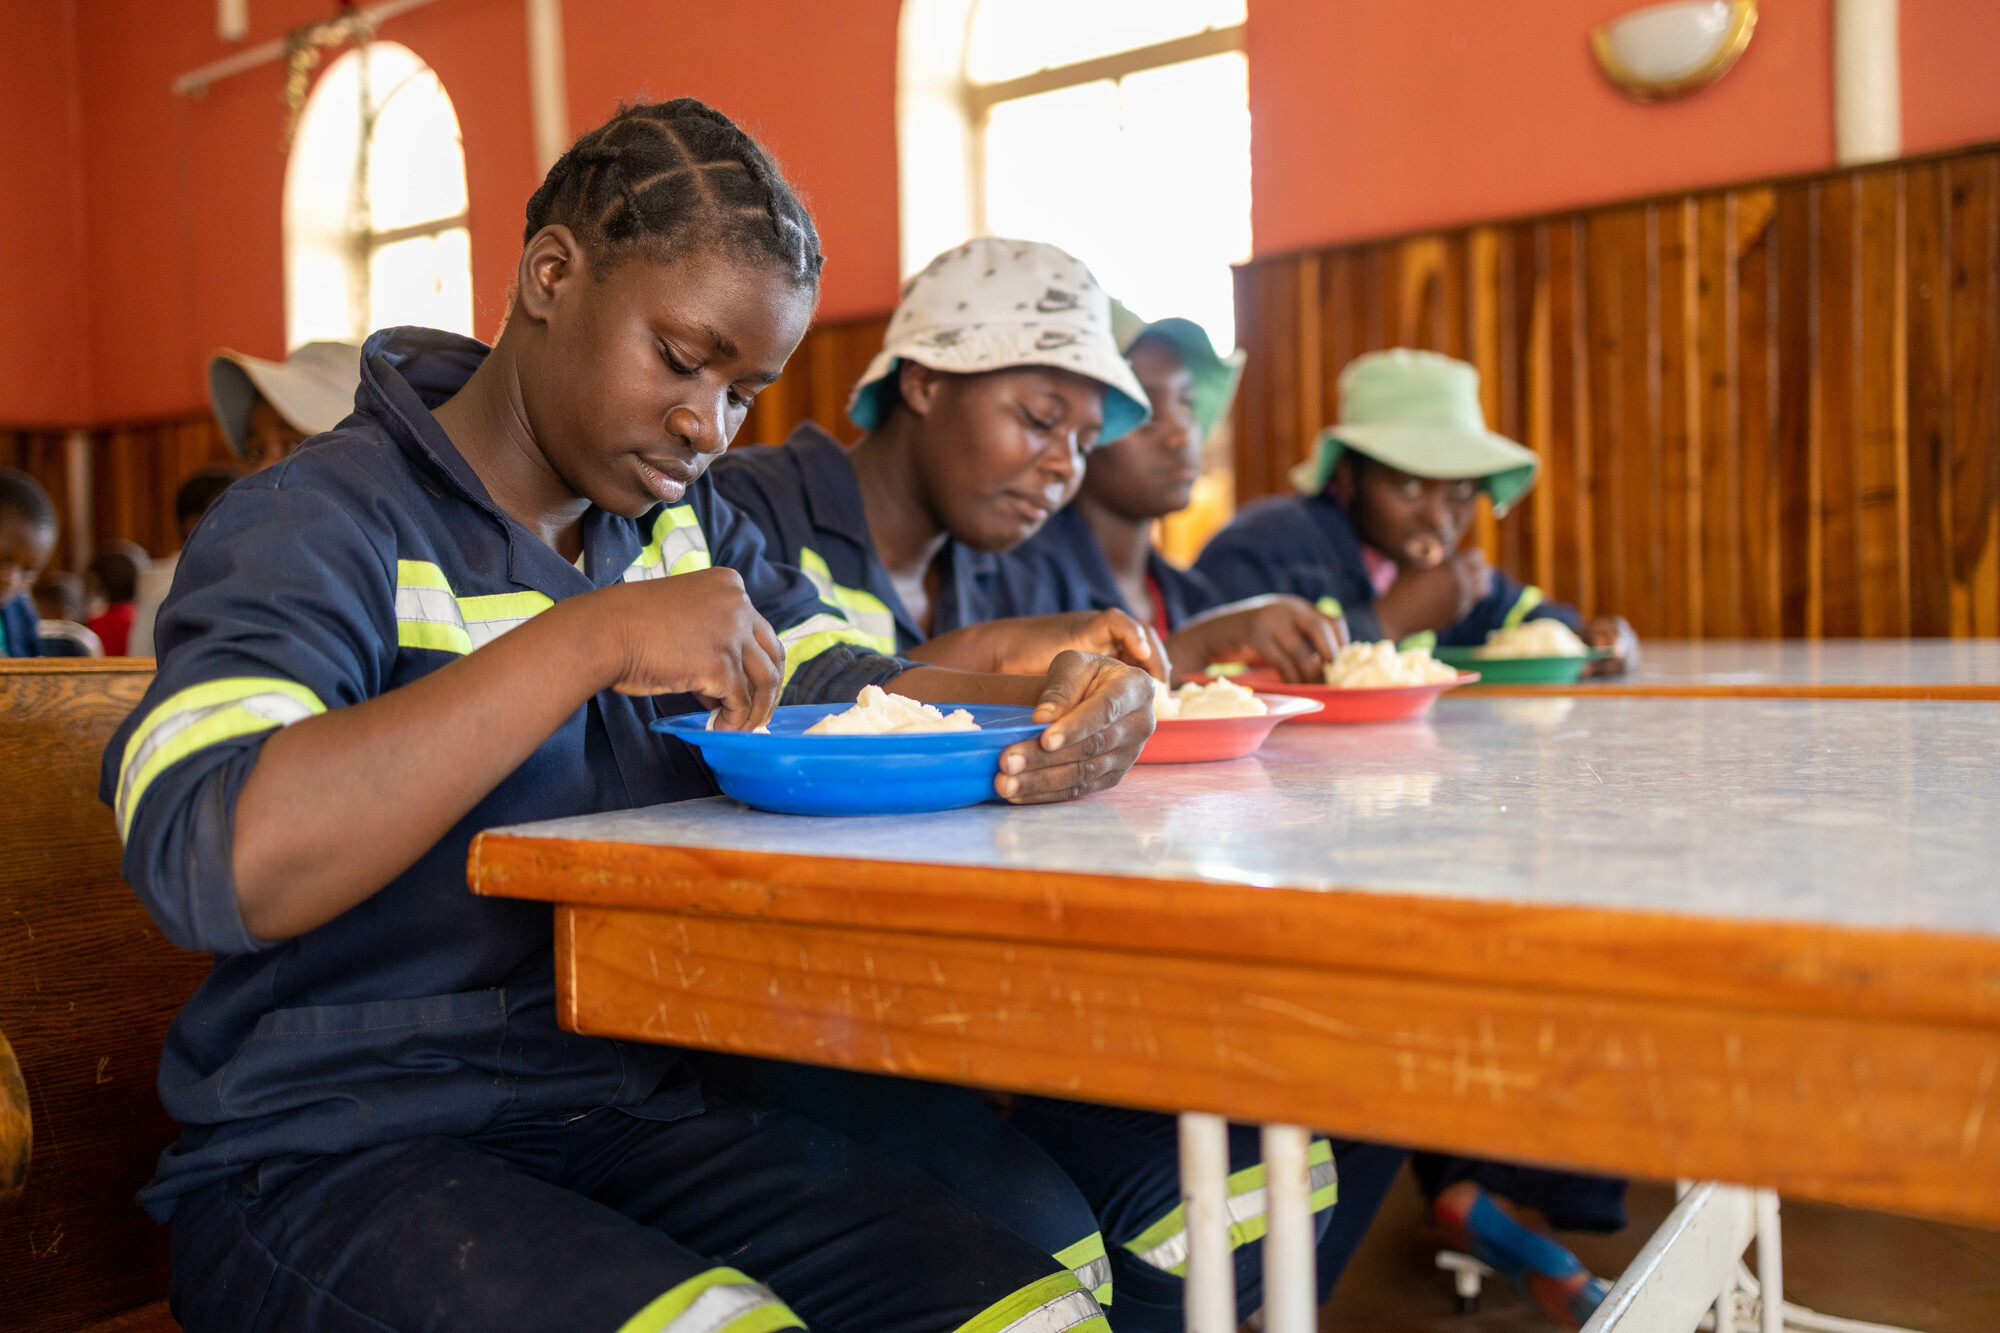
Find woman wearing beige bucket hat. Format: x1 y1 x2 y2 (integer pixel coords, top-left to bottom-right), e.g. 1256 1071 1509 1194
1196 348 1636 673
711 236 1175 677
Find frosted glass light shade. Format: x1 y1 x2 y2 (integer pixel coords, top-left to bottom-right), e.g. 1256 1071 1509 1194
1591 0 1758 103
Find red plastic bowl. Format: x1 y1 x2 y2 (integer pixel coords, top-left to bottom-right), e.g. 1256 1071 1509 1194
1137 693 1323 764
1230 670 1480 723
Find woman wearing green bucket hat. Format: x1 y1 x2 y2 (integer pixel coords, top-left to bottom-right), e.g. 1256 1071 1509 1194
1194 349 1636 673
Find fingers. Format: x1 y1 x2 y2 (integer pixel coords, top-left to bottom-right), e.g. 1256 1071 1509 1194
1088 611 1167 682
997 655 1154 801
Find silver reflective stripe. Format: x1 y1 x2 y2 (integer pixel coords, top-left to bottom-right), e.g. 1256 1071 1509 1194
1074 1256 1113 1297
1129 1157 1341 1274
394 584 461 631
776 611 852 652
994 1288 1104 1333
667 1281 783 1333
116 690 316 827
464 612 538 650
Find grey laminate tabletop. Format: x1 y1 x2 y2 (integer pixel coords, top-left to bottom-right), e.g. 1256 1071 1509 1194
499 695 2000 938
1484 637 2000 695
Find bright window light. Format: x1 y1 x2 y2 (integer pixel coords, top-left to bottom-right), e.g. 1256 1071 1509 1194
285 41 472 349
980 48 1251 354
967 0 1245 83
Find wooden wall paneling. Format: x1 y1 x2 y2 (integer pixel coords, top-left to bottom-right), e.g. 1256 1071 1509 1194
1696 193 1740 637
1230 143 2000 640
1905 163 1954 637
1948 154 2000 635
1737 191 1782 637
1657 198 1699 638
1295 253 1325 475
1857 168 1912 636
1774 182 1817 636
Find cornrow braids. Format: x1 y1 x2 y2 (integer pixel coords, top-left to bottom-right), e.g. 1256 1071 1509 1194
524 97 824 285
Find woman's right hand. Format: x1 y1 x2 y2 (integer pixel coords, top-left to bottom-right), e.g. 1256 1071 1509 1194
1374 549 1493 640
590 568 786 731
909 610 1169 682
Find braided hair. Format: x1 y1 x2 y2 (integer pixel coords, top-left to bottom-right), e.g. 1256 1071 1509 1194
524 98 823 285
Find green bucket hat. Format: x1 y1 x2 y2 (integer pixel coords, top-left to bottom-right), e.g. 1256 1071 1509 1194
1289 349 1539 516
1109 302 1246 434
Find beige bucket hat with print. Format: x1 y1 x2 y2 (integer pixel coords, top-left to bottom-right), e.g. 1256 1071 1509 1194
846 237 1150 443
208 341 363 458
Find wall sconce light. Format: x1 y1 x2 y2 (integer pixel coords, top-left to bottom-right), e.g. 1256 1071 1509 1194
1591 0 1758 103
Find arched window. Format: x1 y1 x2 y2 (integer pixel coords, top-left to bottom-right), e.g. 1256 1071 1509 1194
284 41 473 350
898 0 1249 353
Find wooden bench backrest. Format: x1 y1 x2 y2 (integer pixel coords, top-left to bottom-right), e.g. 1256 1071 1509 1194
0 661 209 1333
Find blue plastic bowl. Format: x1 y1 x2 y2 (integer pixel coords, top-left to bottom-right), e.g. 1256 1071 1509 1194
653 703 1046 815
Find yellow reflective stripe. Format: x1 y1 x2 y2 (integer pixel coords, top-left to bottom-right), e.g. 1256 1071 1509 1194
955 1271 1108 1333
1503 584 1546 629
1123 1140 1337 1276
1054 1233 1113 1306
796 547 898 653
776 613 883 690
395 560 554 655
624 506 712 582
116 677 325 838
615 1267 803 1333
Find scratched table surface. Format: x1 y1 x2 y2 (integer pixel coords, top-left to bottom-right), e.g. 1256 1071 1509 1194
1477 637 2000 698
474 696 2000 1225
492 696 2000 936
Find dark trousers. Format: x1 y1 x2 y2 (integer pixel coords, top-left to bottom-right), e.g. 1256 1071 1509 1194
694 1057 1404 1332
1412 1153 1629 1233
167 1095 1076 1333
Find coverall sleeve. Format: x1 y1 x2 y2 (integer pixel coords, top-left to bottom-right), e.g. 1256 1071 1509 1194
1439 567 1585 647
98 480 396 955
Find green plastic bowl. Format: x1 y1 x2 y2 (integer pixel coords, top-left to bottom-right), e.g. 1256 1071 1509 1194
1433 646 1612 684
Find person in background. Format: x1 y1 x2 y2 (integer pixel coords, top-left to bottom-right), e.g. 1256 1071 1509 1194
207 340 363 468
1002 308 1348 682
1195 348 1637 674
0 469 60 658
33 570 102 656
130 467 243 657
86 540 147 656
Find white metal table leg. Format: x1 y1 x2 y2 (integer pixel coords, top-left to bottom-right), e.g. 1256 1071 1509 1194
1753 1191 1782 1333
1260 1123 1318 1333
1179 1112 1236 1333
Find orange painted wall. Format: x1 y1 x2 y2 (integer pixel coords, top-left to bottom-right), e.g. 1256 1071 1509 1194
7 0 1998 425
0 0 93 425
1247 0 2000 258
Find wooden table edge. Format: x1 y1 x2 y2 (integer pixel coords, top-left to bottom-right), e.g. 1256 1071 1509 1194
470 832 2000 1031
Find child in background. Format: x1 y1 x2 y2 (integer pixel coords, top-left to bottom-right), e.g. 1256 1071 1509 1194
711 240 1362 1331
86 541 146 655
104 100 1151 1333
130 467 243 657
207 340 363 469
1002 308 1348 682
1196 349 1636 673
0 469 59 658
33 570 101 656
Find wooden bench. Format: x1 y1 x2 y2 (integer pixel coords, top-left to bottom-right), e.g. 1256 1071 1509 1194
1 660 206 1333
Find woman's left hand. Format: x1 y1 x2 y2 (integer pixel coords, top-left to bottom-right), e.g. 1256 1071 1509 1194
1581 615 1639 676
1167 595 1348 684
995 651 1156 803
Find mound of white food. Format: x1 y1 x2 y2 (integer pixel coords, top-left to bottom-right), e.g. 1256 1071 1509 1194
1152 677 1269 719
804 684 980 735
1476 619 1589 659
1322 641 1459 688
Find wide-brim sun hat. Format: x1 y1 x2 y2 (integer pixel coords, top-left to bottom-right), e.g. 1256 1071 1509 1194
1108 302 1246 435
847 238 1150 444
1288 348 1540 516
208 341 363 457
